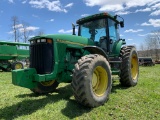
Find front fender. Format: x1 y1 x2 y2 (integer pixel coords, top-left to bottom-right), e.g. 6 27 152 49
112 39 126 55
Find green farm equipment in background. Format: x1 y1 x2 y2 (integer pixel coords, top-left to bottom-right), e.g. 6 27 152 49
0 41 29 71
12 12 139 107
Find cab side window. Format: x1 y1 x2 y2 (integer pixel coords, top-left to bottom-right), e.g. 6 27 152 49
108 19 118 41
108 19 120 52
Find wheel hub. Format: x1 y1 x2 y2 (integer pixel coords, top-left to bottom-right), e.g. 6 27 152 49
15 64 22 69
92 66 108 96
92 71 100 91
131 54 138 80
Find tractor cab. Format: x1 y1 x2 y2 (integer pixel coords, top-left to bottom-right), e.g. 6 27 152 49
76 12 124 53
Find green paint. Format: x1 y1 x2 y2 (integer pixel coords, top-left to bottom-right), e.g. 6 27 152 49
111 39 126 56
12 12 127 89
0 41 29 70
12 68 37 89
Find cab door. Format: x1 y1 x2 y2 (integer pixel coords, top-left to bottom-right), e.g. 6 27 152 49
108 18 120 53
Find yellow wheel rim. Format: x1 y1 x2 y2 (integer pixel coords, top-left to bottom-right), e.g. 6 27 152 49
92 66 108 96
15 63 23 69
131 54 138 80
41 80 55 86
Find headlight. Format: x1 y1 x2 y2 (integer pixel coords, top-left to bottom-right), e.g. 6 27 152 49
30 38 52 44
37 39 41 43
41 39 46 42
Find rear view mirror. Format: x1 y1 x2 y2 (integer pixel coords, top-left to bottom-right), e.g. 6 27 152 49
120 21 124 28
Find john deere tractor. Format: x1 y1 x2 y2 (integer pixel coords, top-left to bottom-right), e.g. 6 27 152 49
12 12 139 107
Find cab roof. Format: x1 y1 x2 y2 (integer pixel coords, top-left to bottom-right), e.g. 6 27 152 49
76 12 120 24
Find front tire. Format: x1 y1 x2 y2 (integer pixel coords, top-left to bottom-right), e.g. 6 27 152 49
119 46 139 87
71 54 112 107
31 80 59 94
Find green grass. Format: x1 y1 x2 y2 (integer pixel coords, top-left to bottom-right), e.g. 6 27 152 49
0 65 160 120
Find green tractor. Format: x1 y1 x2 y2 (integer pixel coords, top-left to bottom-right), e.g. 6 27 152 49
12 12 139 107
0 41 29 71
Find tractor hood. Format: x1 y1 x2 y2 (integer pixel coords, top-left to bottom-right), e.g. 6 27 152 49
30 34 95 47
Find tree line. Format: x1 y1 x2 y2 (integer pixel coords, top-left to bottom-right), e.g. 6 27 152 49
139 29 160 60
11 16 44 43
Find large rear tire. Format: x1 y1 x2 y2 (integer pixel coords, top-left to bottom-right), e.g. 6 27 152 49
71 54 112 107
31 80 59 94
119 46 139 87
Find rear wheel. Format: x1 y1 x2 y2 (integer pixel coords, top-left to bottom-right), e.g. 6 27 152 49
31 80 59 94
71 54 112 107
119 46 139 87
12 61 24 70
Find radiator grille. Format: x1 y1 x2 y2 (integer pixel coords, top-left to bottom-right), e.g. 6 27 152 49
30 43 53 74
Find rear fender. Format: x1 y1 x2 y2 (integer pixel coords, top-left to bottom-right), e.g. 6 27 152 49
83 46 109 60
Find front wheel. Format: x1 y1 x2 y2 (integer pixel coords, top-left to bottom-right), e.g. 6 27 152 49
71 54 112 107
119 46 139 87
31 80 59 94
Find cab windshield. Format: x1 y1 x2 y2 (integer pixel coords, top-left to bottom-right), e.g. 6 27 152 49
78 19 107 41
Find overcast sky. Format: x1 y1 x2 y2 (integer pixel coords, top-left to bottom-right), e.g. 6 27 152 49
0 0 160 49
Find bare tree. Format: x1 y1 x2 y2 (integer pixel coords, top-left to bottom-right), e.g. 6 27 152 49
11 16 39 43
11 16 20 42
36 30 45 36
20 21 33 43
139 43 144 51
144 36 152 56
139 43 146 56
152 29 160 43
10 16 44 44
144 29 160 60
150 30 160 60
